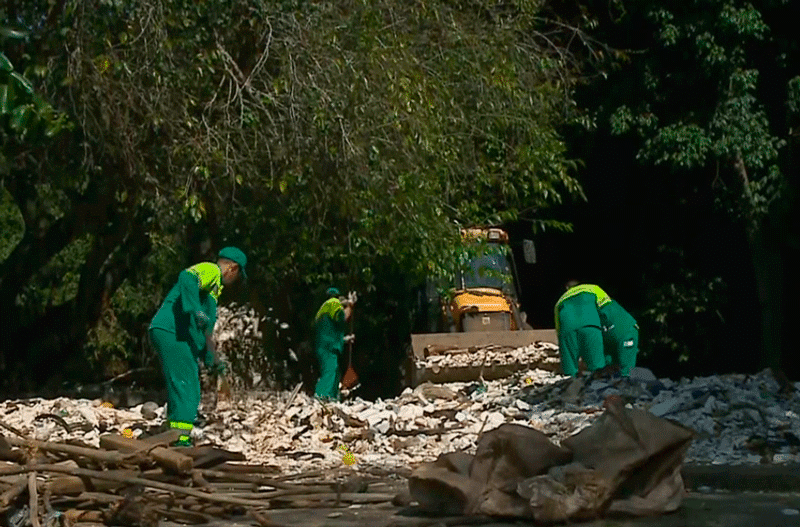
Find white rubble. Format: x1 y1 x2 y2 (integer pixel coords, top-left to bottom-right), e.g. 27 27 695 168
2 363 798 476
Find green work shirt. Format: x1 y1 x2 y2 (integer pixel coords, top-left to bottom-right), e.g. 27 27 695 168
314 297 347 353
554 284 612 333
150 262 222 357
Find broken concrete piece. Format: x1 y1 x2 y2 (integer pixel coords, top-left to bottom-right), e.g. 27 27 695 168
649 397 683 417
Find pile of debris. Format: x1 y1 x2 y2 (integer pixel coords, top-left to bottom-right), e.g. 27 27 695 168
541 367 800 465
214 304 269 390
3 365 799 481
0 424 396 527
416 341 561 371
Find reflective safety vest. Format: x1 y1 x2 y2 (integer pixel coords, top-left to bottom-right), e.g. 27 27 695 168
186 262 223 303
554 284 611 333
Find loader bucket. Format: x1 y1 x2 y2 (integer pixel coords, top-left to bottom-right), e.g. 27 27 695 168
407 329 560 387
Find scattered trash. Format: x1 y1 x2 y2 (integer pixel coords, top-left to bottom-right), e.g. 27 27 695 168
2 367 799 475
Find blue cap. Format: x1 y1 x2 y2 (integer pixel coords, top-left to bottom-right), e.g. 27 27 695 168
218 246 247 280
326 287 340 297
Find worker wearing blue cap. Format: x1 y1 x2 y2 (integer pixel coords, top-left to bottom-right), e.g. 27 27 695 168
314 287 353 401
149 246 247 446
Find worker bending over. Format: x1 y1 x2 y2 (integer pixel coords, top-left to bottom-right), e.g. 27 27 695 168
554 281 639 377
149 247 247 446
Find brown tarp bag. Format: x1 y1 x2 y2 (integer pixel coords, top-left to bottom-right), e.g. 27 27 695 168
409 404 695 522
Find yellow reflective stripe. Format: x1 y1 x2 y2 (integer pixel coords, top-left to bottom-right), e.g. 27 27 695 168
169 421 194 430
556 284 610 310
554 284 612 332
178 434 191 442
315 297 343 323
186 262 223 302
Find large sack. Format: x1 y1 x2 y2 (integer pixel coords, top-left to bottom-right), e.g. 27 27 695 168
517 462 611 522
561 401 694 517
407 400 694 522
468 424 573 516
407 452 480 515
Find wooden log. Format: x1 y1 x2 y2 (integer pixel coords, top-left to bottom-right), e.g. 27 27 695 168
137 429 182 446
197 469 318 491
268 492 396 505
28 472 41 527
215 462 281 475
386 425 463 437
12 465 282 508
0 480 26 508
99 434 193 474
185 446 246 468
151 505 215 524
3 437 128 465
47 470 137 495
72 492 123 503
0 421 26 439
64 509 105 523
206 482 257 490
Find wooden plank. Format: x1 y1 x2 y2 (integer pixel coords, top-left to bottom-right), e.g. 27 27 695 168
137 429 182 446
99 434 193 474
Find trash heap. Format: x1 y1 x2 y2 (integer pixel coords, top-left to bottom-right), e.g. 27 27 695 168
3 366 799 481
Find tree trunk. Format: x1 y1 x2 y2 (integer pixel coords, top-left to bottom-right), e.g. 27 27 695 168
732 152 784 369
748 231 783 369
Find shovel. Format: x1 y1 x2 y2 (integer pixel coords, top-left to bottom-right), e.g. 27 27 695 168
342 340 358 389
341 309 358 390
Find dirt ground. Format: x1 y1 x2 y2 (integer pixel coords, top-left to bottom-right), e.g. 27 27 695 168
160 479 800 527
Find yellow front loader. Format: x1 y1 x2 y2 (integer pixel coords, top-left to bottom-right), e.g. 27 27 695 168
405 227 559 387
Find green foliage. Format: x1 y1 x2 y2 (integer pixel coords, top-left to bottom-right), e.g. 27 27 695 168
597 1 786 234
579 0 796 368
15 235 93 322
2 0 585 388
222 1 582 293
639 247 728 364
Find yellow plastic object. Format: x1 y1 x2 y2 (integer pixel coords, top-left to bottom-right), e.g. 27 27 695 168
122 428 134 438
100 401 114 408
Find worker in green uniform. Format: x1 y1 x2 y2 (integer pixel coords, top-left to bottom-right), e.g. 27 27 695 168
596 289 639 377
149 247 247 446
554 281 607 377
554 281 639 378
313 287 354 401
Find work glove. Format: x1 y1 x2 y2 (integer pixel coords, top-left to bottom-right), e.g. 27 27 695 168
343 334 355 344
209 360 228 376
347 291 358 306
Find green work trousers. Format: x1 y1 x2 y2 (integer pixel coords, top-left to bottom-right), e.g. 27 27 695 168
603 324 639 376
600 301 639 377
149 328 201 426
314 342 342 401
559 325 606 377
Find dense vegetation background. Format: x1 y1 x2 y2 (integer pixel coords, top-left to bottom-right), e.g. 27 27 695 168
2 0 798 398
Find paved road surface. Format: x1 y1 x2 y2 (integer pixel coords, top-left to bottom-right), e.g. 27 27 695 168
162 488 800 527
